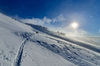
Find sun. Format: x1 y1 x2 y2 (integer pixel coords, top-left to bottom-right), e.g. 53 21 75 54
71 22 78 29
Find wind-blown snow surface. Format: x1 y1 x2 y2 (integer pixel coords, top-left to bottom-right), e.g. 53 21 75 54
0 13 100 66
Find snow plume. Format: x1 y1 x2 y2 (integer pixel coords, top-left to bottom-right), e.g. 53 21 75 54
19 14 68 30
20 14 67 25
20 17 52 25
17 14 87 36
52 27 87 37
65 29 87 37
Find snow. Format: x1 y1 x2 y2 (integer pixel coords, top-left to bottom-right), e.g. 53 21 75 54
0 13 100 66
21 41 75 66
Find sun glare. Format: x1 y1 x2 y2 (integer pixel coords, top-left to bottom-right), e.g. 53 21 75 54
71 22 78 29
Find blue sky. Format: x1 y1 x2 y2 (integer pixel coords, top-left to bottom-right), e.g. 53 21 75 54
0 0 100 36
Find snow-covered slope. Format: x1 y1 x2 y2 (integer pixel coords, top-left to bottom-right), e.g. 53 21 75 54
0 13 75 66
0 13 100 66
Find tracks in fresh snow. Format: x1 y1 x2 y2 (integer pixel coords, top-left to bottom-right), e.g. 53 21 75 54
26 24 100 53
13 32 33 66
13 38 29 66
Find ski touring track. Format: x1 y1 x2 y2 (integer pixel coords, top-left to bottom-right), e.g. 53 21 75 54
12 38 29 66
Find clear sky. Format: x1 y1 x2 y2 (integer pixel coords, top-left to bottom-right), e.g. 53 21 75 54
0 0 100 36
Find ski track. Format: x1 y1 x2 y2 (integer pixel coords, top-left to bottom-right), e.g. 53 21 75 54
13 38 29 66
13 31 100 66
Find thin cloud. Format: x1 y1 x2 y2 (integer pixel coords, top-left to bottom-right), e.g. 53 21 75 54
19 14 66 25
21 18 44 25
43 17 52 23
20 17 52 25
52 14 67 23
15 14 87 36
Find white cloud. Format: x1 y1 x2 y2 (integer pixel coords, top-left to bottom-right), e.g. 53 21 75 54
43 17 52 23
52 18 57 23
52 14 67 23
21 18 44 25
20 17 52 25
57 14 65 21
15 14 87 36
19 14 66 26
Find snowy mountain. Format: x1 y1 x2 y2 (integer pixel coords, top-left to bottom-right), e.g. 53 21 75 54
0 13 100 66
